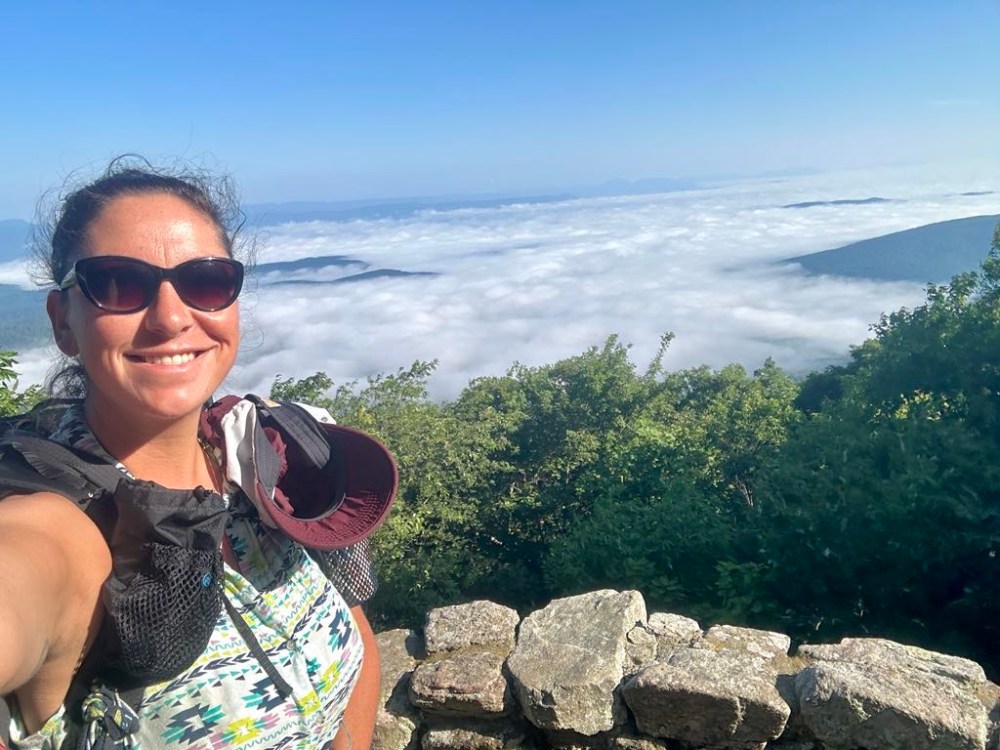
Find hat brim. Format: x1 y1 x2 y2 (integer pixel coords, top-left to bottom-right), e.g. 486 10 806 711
263 423 398 550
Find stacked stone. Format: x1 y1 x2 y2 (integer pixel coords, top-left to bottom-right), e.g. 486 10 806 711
373 589 1000 750
376 600 527 749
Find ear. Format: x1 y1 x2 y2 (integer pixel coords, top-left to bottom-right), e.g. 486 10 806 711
46 290 80 356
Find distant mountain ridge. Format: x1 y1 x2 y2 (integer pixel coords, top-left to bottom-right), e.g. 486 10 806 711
245 195 578 227
267 269 439 286
785 214 1000 283
242 177 714 227
0 285 49 350
256 255 365 273
782 197 894 209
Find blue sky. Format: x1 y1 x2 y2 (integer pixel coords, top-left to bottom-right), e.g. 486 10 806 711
2 0 998 218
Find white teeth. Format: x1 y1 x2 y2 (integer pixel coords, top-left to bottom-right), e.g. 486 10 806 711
144 352 197 365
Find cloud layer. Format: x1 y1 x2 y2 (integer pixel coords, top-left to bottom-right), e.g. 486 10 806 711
15 165 1000 400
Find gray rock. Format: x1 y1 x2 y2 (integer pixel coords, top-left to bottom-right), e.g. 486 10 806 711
410 651 513 717
374 629 424 750
608 734 672 750
795 661 988 750
544 727 617 750
421 718 532 750
377 629 424 700
375 707 421 750
507 590 647 735
622 647 791 750
425 600 521 656
798 637 987 686
986 689 1000 750
703 624 791 660
646 612 702 658
624 625 658 671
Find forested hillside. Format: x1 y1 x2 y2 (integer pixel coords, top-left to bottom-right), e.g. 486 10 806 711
786 213 1000 282
3 225 998 677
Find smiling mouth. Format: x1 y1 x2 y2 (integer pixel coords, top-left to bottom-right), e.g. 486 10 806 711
129 352 201 365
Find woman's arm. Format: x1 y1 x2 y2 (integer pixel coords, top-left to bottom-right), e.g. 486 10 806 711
0 493 109 695
330 605 381 750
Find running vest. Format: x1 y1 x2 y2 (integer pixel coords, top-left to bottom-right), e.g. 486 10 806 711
0 396 397 750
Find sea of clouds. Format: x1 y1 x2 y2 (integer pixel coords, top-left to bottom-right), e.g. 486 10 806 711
11 164 999 401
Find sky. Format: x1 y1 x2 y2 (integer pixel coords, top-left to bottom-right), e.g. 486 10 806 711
2 1 999 218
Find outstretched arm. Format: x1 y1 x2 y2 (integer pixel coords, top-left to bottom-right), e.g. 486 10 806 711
330 605 380 750
0 494 109 718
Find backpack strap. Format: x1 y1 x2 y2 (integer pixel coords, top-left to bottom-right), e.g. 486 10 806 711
242 396 333 468
241 396 347 520
0 435 124 502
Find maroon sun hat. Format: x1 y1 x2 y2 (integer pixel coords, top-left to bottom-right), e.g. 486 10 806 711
202 396 398 550
269 420 398 549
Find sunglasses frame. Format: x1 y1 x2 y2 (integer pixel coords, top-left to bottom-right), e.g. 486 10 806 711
58 255 245 314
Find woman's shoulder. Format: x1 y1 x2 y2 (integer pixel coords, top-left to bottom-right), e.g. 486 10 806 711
0 491 110 677
0 491 111 567
0 402 112 619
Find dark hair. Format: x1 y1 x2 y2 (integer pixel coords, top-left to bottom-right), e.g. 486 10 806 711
33 155 254 396
36 155 248 287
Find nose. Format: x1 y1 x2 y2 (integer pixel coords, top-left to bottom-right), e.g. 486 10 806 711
142 279 194 335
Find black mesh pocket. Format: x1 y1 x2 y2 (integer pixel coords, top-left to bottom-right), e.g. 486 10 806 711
108 543 223 681
102 479 229 683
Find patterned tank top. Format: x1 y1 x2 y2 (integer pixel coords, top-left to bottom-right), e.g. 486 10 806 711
5 406 366 750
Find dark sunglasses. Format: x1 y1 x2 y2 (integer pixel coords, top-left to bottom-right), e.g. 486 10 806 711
58 256 244 314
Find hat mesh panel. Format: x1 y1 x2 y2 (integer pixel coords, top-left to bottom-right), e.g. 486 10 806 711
310 537 378 607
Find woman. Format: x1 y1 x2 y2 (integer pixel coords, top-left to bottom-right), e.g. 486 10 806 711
0 161 394 749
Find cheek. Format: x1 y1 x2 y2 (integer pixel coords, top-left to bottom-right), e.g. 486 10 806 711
60 299 117 358
203 308 241 351
74 316 133 363
223 307 241 343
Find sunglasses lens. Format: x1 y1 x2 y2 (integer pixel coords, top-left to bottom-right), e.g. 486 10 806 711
73 257 242 313
79 258 157 312
176 259 242 311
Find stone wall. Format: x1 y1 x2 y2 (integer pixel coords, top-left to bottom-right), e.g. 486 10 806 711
373 589 1000 750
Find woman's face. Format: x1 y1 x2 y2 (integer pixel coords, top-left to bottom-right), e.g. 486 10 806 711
48 192 241 424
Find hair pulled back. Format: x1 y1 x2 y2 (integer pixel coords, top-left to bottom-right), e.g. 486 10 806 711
34 155 252 397
35 155 248 287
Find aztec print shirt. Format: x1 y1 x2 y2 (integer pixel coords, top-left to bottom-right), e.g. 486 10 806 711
6 404 365 750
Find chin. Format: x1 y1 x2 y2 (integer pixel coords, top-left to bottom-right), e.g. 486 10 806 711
141 389 216 420
91 385 215 425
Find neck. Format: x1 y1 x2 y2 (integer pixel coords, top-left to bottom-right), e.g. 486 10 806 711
83 399 216 490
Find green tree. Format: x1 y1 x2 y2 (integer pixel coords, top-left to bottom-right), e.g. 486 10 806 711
0 351 44 417
745 232 1000 670
543 356 800 623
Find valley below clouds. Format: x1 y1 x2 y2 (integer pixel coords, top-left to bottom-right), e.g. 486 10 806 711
11 165 999 400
